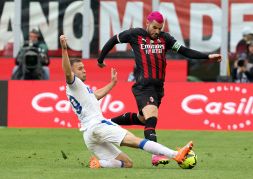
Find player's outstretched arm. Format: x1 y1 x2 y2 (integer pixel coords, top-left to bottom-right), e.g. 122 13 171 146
97 35 119 68
60 35 74 83
94 68 118 100
177 46 222 62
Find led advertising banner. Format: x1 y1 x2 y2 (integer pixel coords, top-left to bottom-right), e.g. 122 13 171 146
8 81 253 131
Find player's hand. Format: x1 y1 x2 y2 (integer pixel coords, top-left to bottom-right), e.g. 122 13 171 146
97 62 106 68
208 54 222 62
111 68 118 85
59 35 68 49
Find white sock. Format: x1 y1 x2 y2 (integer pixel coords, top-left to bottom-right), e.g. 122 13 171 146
139 139 178 159
99 159 124 168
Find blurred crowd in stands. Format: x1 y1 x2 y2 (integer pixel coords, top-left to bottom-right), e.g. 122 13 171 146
232 27 253 83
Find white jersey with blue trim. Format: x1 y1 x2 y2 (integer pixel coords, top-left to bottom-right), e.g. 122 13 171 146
66 76 103 131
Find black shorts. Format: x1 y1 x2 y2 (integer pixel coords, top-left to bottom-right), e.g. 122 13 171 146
132 81 164 111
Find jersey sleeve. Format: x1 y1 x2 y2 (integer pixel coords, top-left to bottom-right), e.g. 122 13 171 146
163 33 182 52
163 32 209 59
118 29 134 43
67 75 83 90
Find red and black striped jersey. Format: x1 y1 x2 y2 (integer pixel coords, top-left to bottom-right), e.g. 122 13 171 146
117 28 181 82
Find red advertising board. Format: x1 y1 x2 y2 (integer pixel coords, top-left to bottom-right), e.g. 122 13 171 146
161 83 253 131
8 81 136 128
8 81 253 131
0 58 187 82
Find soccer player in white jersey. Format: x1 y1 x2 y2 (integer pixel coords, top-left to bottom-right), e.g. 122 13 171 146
60 35 193 168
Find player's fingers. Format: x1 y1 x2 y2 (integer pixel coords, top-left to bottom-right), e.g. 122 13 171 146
112 68 116 74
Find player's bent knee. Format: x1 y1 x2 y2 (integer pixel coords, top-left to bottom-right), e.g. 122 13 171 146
142 105 158 118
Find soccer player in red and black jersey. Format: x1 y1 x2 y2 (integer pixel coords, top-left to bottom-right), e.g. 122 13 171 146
97 11 222 166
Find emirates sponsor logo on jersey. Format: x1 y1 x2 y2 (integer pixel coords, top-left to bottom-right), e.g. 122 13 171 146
140 44 164 50
181 85 252 130
140 44 165 54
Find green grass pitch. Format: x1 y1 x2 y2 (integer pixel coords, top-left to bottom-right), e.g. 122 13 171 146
0 128 252 179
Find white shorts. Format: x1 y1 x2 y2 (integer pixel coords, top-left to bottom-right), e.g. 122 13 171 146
83 119 128 160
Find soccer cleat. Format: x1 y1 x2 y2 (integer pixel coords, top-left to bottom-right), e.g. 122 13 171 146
152 155 170 166
89 156 101 169
173 141 193 164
